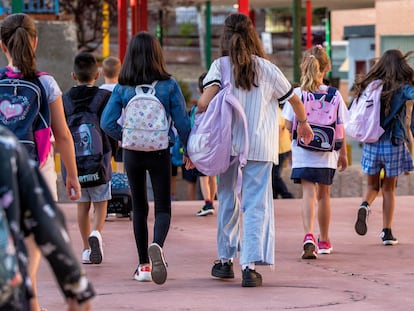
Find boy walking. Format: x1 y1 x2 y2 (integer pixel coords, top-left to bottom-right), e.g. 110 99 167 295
63 52 112 264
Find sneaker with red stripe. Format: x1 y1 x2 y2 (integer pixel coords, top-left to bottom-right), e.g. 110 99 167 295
134 264 152 282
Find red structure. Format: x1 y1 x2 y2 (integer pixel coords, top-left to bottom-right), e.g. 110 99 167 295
118 0 253 61
118 0 148 61
306 0 312 49
118 0 127 62
238 0 249 16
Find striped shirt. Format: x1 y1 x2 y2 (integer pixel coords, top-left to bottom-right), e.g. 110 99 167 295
203 56 293 164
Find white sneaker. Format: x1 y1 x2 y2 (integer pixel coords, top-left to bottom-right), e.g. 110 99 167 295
82 249 91 264
133 264 152 282
148 243 167 285
88 230 103 264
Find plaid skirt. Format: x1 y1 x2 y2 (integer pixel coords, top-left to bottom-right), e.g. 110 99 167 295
361 140 413 177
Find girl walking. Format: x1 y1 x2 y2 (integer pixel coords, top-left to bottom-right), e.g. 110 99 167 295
199 13 313 287
101 32 191 285
353 49 414 245
282 45 348 259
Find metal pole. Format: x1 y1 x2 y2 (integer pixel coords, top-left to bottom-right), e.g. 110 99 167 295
325 10 332 80
205 1 211 69
102 1 110 58
292 0 302 83
306 0 312 49
11 0 23 13
118 0 128 62
140 0 148 31
238 0 249 16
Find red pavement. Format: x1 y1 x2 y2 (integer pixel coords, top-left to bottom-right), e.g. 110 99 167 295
36 197 414 310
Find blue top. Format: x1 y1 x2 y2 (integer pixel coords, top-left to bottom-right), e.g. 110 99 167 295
381 84 414 143
100 77 191 150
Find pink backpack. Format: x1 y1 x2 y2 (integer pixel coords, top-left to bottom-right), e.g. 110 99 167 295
293 87 344 152
187 57 249 176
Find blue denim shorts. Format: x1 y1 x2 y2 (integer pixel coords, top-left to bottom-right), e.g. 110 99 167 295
78 182 112 203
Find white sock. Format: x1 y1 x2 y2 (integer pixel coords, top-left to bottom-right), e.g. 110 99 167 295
242 263 255 270
220 258 232 264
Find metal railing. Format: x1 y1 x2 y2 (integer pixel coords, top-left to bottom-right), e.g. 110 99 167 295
0 0 59 15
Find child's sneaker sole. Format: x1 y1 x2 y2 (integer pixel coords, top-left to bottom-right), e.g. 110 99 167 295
148 243 167 285
88 236 103 264
302 242 317 259
355 207 368 235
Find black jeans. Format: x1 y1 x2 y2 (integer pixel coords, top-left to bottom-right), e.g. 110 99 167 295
124 148 171 264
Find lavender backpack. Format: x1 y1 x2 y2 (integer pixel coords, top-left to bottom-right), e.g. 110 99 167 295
187 56 249 176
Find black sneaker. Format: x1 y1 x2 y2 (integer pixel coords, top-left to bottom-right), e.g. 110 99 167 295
355 204 370 235
196 202 215 216
211 260 234 279
380 228 398 246
242 268 262 287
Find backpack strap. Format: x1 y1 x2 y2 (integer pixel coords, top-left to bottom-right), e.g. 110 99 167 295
219 56 249 195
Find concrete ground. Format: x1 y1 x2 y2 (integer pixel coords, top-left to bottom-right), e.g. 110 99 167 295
36 196 414 311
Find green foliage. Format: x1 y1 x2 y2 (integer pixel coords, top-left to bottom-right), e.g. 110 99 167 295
178 23 195 46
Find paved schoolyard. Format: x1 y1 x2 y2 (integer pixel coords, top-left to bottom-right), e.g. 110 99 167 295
36 196 414 310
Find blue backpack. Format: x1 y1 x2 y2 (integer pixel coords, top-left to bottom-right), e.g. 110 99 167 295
63 87 112 188
0 67 51 166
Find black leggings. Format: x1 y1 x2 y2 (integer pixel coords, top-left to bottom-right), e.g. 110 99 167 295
124 148 171 265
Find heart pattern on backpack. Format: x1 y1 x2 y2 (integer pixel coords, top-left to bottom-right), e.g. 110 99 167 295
0 100 24 120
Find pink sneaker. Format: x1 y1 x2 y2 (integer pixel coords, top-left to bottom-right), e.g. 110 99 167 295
317 240 333 254
302 233 317 259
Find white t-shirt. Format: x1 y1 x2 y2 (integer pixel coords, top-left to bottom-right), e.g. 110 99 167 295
203 56 294 163
282 85 349 169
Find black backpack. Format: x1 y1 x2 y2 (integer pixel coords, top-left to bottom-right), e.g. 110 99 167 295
63 87 112 188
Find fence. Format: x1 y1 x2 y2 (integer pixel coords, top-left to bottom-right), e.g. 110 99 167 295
0 0 59 15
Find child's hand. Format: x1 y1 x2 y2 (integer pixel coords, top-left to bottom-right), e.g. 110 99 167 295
66 176 81 200
337 153 348 172
183 156 195 170
296 122 314 145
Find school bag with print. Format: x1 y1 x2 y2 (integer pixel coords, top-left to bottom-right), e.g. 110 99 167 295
63 87 112 188
187 56 249 176
0 139 22 306
122 81 170 152
293 87 343 152
344 80 385 143
0 205 22 307
0 67 51 166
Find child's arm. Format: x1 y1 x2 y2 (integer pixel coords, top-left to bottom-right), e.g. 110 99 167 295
405 100 414 154
337 135 348 172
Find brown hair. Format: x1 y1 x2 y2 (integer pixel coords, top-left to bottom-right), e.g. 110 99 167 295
300 45 330 92
118 32 170 86
354 49 414 116
0 13 37 79
220 13 267 91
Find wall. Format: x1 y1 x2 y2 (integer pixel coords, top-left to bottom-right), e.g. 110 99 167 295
0 20 78 92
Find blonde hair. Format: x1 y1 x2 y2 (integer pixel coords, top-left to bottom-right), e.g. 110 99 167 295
300 45 330 92
102 56 121 79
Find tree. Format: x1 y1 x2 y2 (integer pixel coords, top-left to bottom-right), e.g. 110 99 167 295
59 0 117 52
